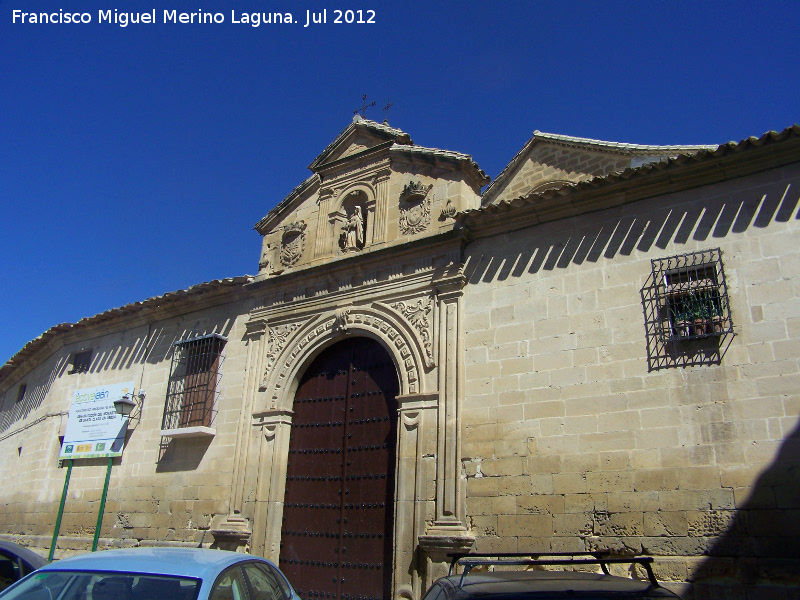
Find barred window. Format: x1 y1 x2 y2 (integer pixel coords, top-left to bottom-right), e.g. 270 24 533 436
162 334 225 432
69 350 92 374
651 248 733 341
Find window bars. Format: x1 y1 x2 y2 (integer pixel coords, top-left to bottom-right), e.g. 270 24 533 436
641 248 734 370
69 350 92 374
650 248 733 342
162 334 225 430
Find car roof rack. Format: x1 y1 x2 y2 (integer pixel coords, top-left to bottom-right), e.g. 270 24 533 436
446 552 660 589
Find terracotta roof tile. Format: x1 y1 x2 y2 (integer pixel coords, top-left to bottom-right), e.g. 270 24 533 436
0 276 253 384
462 124 800 227
482 130 716 204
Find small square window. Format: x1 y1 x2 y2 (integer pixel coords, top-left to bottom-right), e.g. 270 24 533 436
69 350 92 374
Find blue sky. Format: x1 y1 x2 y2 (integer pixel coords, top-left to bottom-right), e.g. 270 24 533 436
1 0 798 364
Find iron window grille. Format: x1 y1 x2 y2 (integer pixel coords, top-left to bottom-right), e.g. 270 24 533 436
162 334 225 430
68 350 92 374
651 248 733 342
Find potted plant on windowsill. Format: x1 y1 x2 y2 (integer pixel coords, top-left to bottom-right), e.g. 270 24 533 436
669 307 693 339
692 294 724 336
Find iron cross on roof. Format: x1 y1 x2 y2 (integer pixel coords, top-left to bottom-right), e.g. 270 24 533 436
354 95 376 119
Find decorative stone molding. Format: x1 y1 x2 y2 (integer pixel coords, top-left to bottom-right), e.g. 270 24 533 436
210 515 251 552
280 221 307 267
258 242 272 271
324 157 390 185
244 318 268 339
258 303 430 411
440 199 457 221
371 168 392 187
391 296 433 362
261 321 303 388
400 181 433 203
334 306 352 331
418 530 475 590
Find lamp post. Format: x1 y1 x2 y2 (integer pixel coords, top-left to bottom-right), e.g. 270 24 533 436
91 390 145 551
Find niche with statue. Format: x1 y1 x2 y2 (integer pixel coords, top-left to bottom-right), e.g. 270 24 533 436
339 191 368 253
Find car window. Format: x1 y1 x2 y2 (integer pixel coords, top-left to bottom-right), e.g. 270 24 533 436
0 571 89 600
421 583 446 600
0 550 21 591
0 572 201 600
210 567 248 600
241 563 290 600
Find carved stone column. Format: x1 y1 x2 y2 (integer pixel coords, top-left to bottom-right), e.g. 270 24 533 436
418 277 473 582
210 319 267 551
435 279 468 526
249 409 293 561
394 393 437 600
371 169 391 245
315 188 335 259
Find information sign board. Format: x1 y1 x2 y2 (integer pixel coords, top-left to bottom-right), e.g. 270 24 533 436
58 382 135 459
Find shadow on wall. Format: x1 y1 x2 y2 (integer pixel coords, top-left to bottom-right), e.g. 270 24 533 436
464 181 798 285
0 355 68 435
0 319 235 435
156 435 213 472
690 419 800 600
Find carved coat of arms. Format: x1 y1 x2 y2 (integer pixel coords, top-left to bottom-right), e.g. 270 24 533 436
399 181 433 235
280 222 306 267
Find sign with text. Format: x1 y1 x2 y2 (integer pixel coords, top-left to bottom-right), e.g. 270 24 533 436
59 382 134 459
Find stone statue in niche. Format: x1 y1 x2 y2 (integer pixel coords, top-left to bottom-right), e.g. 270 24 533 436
341 203 365 252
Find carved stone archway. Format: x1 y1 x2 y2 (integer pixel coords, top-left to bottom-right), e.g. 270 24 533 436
249 304 435 598
248 286 472 599
258 303 431 412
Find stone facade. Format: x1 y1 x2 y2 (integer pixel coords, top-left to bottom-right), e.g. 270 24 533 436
1 120 798 600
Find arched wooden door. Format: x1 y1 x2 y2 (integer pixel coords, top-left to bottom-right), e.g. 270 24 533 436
280 337 398 600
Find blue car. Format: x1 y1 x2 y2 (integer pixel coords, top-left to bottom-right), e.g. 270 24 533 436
0 547 302 600
0 542 48 592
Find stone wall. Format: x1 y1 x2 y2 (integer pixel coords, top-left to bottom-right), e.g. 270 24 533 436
0 303 251 558
461 163 800 598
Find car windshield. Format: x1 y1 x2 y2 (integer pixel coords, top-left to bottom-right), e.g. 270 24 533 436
0 570 202 600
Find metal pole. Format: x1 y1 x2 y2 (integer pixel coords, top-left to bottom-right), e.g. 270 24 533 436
91 457 113 552
49 459 73 561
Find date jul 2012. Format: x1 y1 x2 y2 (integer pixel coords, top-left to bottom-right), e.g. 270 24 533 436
303 9 375 27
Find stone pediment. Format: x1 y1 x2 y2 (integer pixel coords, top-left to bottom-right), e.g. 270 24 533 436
308 117 412 172
482 131 715 207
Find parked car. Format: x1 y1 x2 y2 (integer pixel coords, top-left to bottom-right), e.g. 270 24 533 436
0 547 301 600
0 542 48 592
422 553 684 600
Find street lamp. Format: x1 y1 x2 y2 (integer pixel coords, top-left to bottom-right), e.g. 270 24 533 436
113 391 145 418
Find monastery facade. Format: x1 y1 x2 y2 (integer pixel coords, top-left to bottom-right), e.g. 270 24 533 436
2 119 798 600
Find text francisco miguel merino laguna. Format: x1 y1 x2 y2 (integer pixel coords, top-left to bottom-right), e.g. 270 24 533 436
12 8 377 27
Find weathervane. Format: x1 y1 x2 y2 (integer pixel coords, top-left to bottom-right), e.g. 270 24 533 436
354 94 376 119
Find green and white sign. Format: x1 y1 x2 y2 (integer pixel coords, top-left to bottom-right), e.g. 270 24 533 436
59 381 135 459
